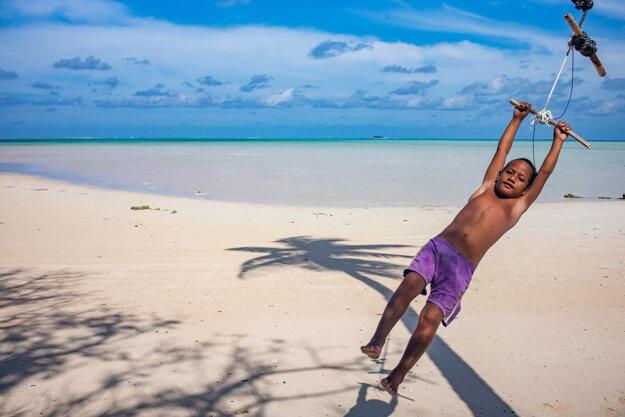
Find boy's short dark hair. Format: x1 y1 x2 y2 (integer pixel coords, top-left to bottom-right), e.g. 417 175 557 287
506 158 537 187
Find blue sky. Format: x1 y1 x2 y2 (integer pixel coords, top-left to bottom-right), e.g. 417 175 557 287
0 0 624 139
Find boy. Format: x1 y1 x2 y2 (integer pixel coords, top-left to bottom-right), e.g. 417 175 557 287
360 101 571 396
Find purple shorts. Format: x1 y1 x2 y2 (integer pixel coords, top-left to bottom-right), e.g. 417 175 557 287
404 236 475 327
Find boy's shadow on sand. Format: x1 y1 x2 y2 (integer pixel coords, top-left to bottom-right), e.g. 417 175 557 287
229 236 516 417
344 383 398 417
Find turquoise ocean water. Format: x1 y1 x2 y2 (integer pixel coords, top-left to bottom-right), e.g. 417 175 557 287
1 139 623 207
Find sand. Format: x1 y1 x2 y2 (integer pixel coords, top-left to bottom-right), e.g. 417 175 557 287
1 173 624 417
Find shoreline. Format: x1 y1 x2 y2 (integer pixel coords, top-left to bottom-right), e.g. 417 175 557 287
1 172 624 417
2 172 623 209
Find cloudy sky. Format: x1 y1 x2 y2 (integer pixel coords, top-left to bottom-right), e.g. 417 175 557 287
0 0 623 139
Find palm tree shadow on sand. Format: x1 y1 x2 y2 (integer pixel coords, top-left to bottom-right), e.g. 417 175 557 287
229 236 516 417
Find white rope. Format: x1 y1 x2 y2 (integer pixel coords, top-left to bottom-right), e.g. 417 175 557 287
542 46 571 112
533 46 571 128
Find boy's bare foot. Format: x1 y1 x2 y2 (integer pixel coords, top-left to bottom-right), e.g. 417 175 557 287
381 369 404 396
360 342 382 359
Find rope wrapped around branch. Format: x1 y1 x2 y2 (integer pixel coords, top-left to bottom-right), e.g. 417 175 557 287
570 32 597 57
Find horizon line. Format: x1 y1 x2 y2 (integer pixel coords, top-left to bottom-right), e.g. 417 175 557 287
1 137 624 143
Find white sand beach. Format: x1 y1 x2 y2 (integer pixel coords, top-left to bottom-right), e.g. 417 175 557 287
1 173 624 417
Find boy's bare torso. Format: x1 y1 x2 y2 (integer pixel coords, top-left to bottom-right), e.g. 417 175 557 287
439 184 521 267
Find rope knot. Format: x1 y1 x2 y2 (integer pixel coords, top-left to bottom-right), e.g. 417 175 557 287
534 110 554 126
571 0 593 12
570 32 597 57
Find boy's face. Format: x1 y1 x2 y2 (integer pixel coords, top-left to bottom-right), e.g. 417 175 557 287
495 160 533 198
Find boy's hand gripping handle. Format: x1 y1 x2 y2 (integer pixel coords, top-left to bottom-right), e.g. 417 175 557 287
509 99 591 149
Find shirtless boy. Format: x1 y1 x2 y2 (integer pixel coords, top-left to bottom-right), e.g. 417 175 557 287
360 101 571 396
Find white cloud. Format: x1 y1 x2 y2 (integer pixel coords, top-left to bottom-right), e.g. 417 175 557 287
216 0 251 8
403 95 443 109
588 95 625 115
261 88 297 107
461 75 528 95
0 0 622 136
441 94 476 110
4 0 130 23
0 20 612 110
359 4 564 53
595 0 625 21
525 0 625 21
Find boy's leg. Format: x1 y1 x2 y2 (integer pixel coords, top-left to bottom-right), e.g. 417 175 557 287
381 301 443 396
361 271 427 359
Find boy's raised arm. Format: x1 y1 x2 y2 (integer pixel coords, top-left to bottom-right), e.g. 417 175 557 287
483 101 532 183
469 102 531 200
519 121 570 210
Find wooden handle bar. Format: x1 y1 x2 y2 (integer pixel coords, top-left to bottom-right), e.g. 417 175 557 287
564 13 606 77
509 99 591 149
